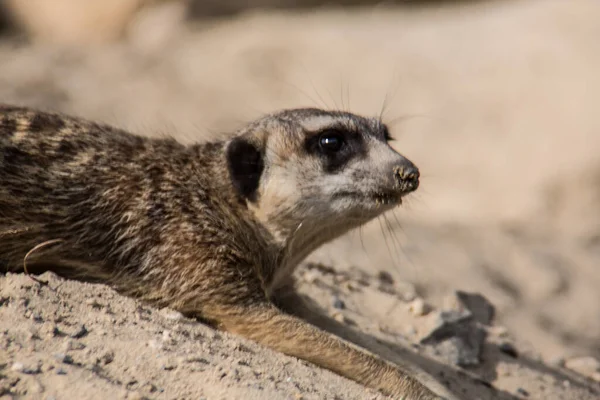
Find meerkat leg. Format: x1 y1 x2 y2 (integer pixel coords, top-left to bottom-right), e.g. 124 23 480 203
205 298 442 400
272 287 458 400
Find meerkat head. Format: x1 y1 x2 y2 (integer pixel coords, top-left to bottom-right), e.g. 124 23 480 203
226 108 419 249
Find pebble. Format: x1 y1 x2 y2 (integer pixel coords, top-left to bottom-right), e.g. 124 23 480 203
516 387 529 397
70 325 88 339
420 310 486 367
498 342 519 358
408 298 429 316
101 350 115 365
377 271 394 285
85 299 103 309
53 353 74 364
11 361 42 374
26 327 40 341
332 296 345 310
160 308 185 321
41 323 61 338
161 358 178 370
564 356 600 379
184 356 210 364
332 312 347 324
342 281 360 292
301 270 319 284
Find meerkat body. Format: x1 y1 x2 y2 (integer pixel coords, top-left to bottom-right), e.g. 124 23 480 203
0 104 442 400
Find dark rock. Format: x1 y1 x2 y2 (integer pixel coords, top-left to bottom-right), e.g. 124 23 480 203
420 310 486 367
498 342 519 358
332 296 345 310
377 271 394 285
70 324 88 339
53 353 74 364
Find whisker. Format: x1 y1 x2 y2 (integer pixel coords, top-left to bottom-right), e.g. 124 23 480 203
377 216 397 272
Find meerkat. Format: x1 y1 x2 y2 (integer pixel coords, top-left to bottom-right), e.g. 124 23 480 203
0 104 445 400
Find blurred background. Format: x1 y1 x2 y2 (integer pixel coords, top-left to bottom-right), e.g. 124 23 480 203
0 0 598 364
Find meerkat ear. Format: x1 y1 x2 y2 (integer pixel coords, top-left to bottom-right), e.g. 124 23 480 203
226 136 264 202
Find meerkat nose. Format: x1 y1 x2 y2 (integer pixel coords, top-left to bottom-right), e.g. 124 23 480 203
394 162 420 192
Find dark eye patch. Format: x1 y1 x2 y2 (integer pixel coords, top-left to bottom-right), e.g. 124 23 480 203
382 125 394 142
304 127 366 173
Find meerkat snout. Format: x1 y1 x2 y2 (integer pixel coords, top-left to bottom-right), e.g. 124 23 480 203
394 161 420 193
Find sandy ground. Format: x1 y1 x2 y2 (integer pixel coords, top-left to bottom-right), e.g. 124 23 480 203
1 0 600 399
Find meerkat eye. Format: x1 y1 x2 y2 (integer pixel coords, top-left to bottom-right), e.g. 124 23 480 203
318 131 345 153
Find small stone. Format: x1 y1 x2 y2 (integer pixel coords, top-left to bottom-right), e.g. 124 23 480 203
56 368 67 375
408 298 429 316
332 312 346 324
516 387 529 397
498 342 519 358
26 328 40 341
85 299 103 309
332 296 345 310
11 361 41 374
564 356 600 379
101 350 115 365
41 323 61 338
377 271 394 285
141 382 158 393
11 362 24 372
30 313 43 322
42 363 55 373
302 270 319 284
420 310 486 367
160 308 185 321
342 281 359 292
53 353 74 365
70 325 88 339
161 360 177 371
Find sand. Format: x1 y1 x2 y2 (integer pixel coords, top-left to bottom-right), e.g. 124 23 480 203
1 0 600 399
